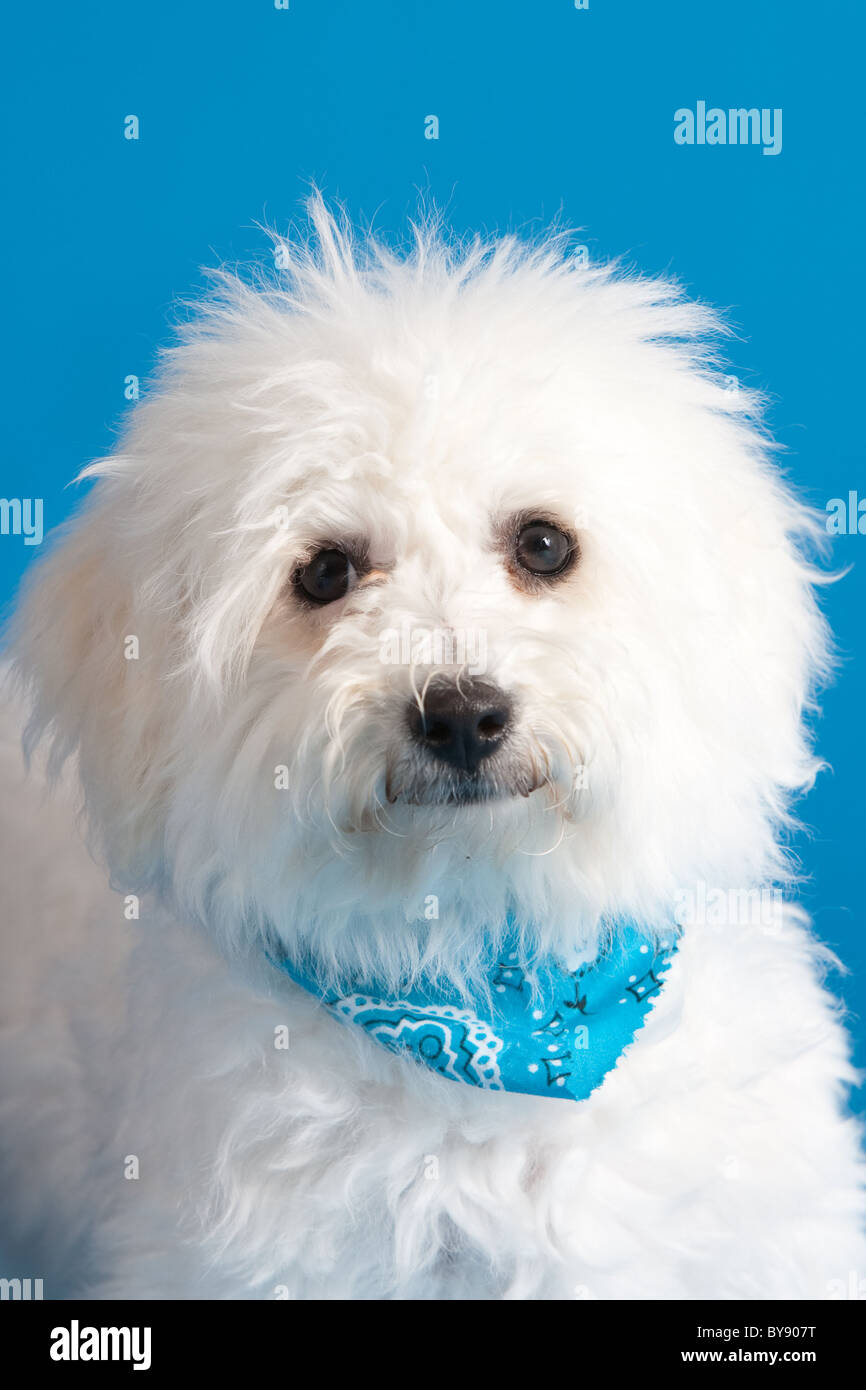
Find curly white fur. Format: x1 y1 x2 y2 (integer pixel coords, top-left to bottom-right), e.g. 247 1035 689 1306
1 199 863 1299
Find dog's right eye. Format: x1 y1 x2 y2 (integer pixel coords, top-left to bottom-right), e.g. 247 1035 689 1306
295 548 356 605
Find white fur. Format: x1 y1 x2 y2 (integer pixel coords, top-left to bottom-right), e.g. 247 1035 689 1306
1 200 864 1299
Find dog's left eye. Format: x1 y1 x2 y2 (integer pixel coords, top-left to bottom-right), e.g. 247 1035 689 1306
295 548 356 605
514 521 575 577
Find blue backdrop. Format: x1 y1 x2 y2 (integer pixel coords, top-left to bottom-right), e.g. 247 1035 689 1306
2 0 863 1091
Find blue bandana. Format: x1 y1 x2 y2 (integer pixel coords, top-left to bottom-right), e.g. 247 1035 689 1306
271 924 677 1103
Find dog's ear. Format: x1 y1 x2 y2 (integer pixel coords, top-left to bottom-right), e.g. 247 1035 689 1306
9 483 172 889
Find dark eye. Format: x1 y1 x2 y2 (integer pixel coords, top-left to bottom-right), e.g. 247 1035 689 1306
514 521 575 577
295 548 356 605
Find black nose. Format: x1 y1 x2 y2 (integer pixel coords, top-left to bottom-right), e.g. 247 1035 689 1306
408 680 512 773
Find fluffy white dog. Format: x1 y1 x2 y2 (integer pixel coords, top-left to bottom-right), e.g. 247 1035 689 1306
1 201 864 1300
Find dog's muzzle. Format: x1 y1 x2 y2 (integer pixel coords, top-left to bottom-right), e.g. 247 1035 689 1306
407 678 512 774
386 677 540 806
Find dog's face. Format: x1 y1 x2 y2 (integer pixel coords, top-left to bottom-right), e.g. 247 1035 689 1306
15 207 827 976
282 502 581 812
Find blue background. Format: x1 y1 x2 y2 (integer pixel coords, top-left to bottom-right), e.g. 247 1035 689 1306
2 1 864 1091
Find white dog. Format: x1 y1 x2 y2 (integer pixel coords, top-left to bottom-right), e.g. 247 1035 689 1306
1 201 864 1300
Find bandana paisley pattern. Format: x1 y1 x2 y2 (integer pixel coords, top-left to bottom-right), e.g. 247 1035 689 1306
272 926 677 1103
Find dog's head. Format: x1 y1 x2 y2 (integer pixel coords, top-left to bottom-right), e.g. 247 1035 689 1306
13 202 829 980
